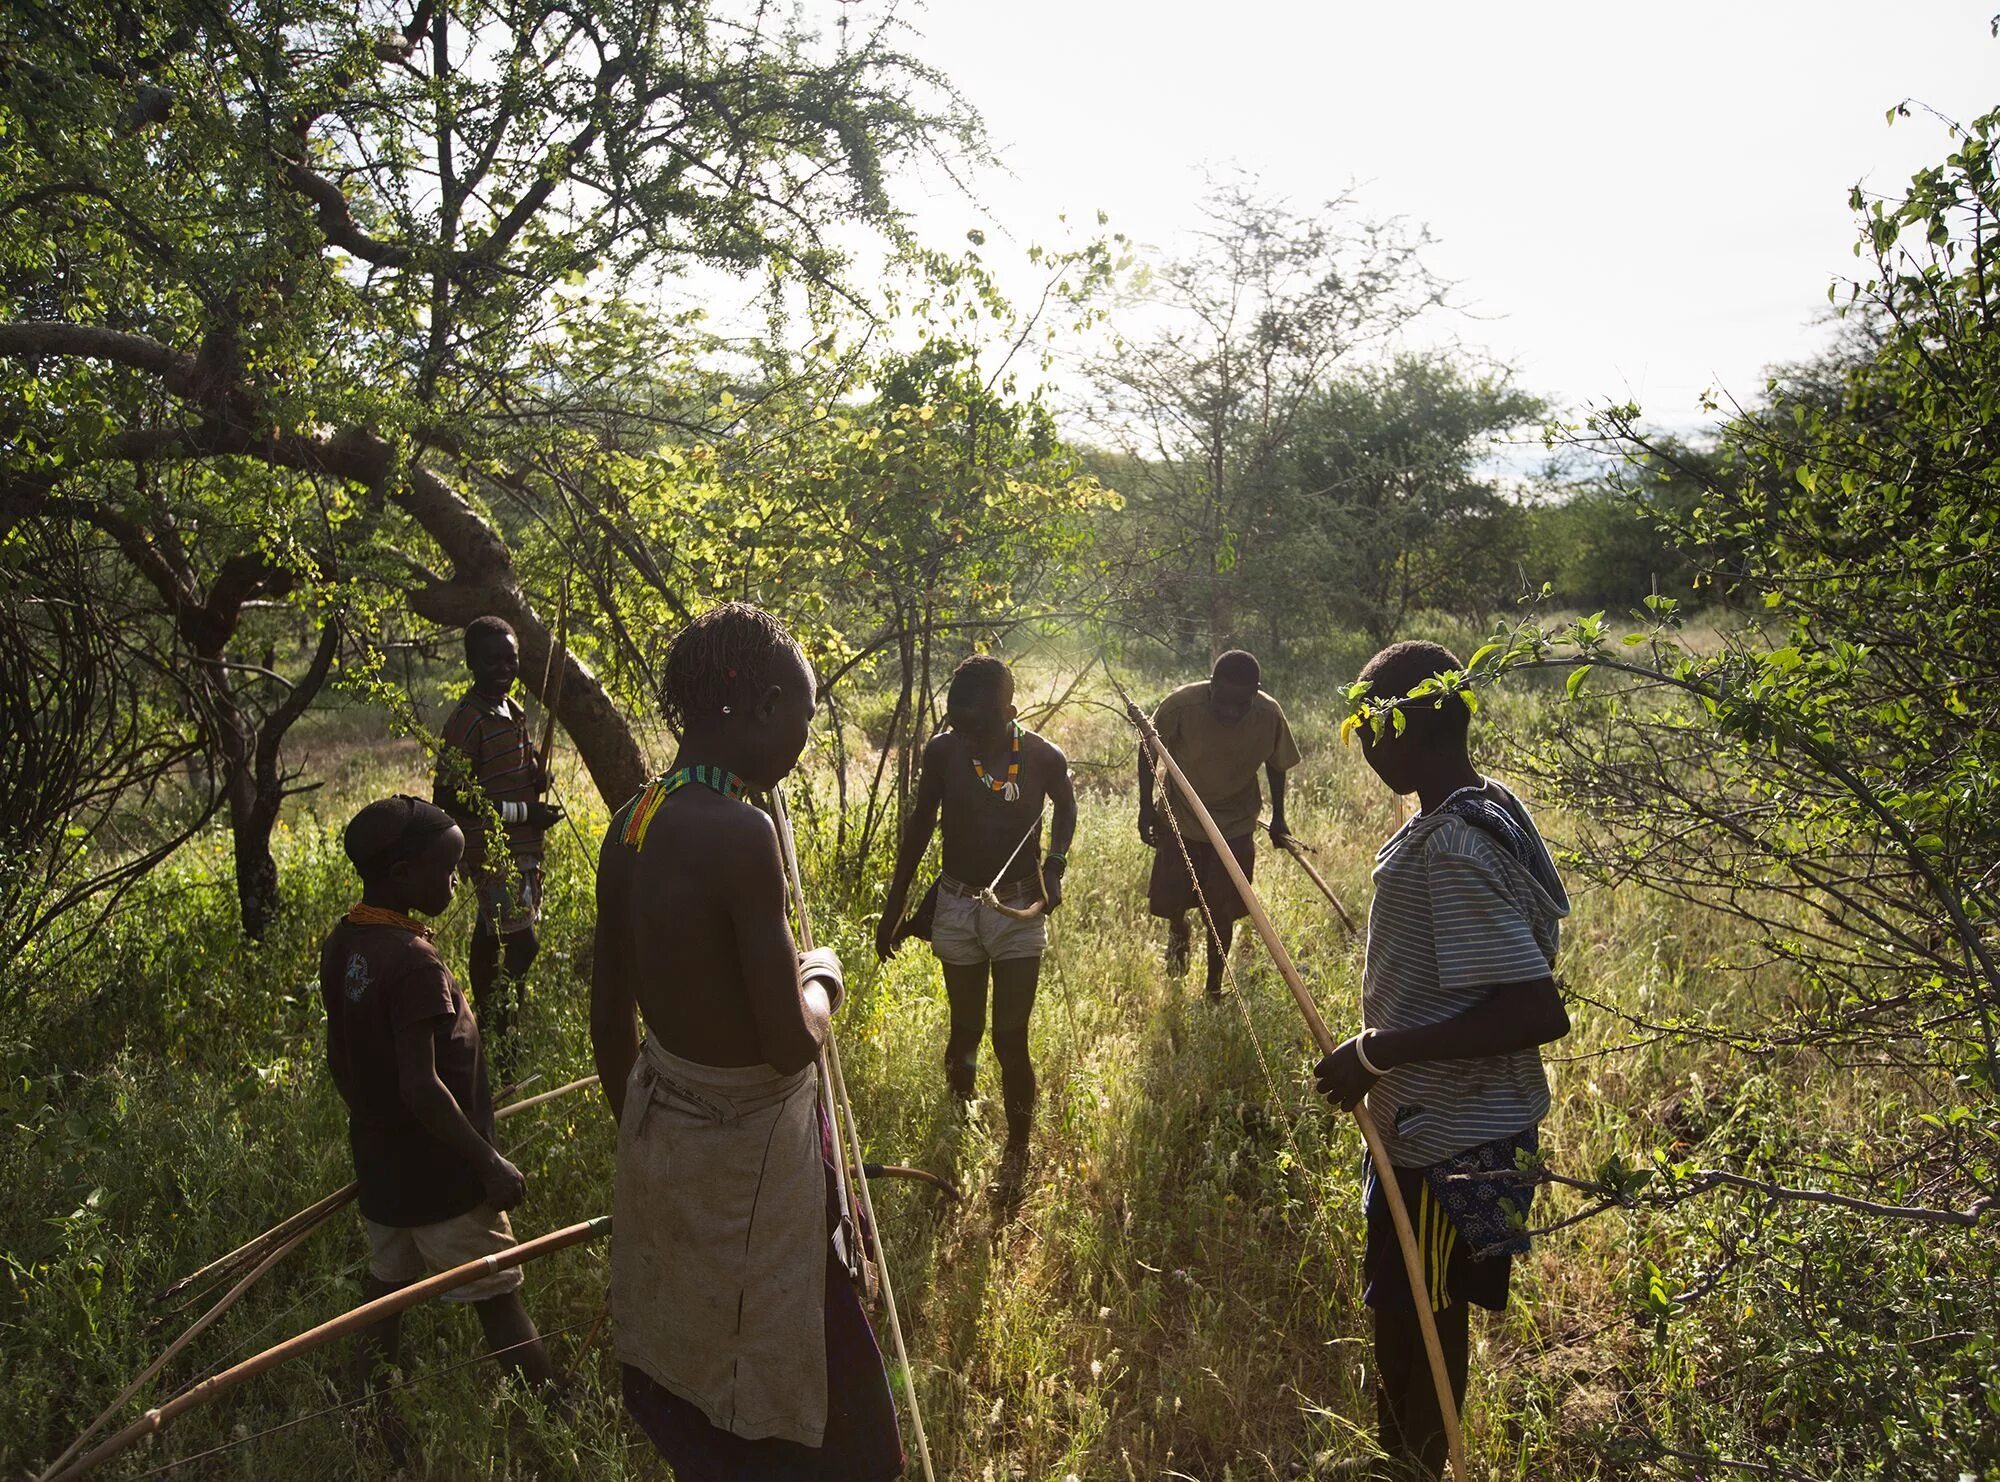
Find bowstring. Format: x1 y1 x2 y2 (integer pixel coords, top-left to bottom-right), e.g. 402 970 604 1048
177 1257 368 1386
769 783 938 1482
1133 693 1312 1174
130 1318 596 1480
168 1078 593 1389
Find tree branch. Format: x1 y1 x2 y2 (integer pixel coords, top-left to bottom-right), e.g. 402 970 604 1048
277 161 415 268
0 321 199 394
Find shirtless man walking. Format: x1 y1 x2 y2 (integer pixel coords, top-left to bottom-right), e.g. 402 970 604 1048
876 656 1078 1163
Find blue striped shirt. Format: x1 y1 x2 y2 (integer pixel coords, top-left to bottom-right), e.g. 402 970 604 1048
1361 779 1568 1167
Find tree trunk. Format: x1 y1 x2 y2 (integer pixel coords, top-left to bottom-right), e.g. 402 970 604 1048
217 706 272 938
399 462 648 811
231 621 340 939
1207 567 1232 663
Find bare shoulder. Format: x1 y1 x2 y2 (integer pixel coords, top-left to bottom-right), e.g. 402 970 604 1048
596 814 635 899
710 797 785 878
1021 727 1068 770
922 730 960 767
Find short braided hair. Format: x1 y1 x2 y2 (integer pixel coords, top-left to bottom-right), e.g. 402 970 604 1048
659 602 806 732
464 614 516 661
946 653 1013 715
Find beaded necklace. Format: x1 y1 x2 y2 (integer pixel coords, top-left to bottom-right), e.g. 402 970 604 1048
971 723 1022 802
620 764 751 852
346 902 434 939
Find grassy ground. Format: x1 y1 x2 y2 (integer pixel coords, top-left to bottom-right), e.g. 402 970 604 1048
1 664 1992 1478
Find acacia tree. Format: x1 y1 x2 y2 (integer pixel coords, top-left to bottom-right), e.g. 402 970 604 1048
1087 174 1445 654
490 235 1121 875
1269 353 1545 645
0 0 976 929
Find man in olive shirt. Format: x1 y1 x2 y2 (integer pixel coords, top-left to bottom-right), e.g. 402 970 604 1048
1138 650 1302 999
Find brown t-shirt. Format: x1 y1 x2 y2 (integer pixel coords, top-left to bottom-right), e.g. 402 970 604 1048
1152 681 1303 841
318 917 494 1227
436 690 543 867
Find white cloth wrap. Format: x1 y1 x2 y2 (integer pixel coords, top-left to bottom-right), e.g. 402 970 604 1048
612 1036 828 1445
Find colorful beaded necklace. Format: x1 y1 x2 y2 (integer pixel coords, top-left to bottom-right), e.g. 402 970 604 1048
971 723 1022 802
620 764 750 851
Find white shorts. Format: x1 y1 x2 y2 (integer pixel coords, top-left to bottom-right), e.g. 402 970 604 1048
364 1203 522 1302
931 879 1048 966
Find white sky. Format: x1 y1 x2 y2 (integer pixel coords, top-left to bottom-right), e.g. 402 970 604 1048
882 1 2000 429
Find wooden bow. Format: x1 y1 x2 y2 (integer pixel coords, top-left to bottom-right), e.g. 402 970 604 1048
1107 661 1470 1480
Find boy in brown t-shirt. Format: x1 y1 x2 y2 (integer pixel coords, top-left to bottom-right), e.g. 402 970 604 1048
319 795 553 1448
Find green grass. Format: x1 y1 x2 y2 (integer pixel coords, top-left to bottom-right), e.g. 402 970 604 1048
1 670 1993 1479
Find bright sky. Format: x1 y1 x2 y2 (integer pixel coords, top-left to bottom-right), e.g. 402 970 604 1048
888 1 2000 429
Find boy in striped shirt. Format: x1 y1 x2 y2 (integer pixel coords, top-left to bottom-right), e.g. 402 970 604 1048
1314 640 1571 1478
436 615 563 1070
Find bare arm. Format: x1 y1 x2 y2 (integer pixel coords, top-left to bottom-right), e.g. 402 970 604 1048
1137 701 1176 845
1316 977 1570 1111
1046 740 1078 859
1376 976 1569 1065
590 827 641 1123
1136 737 1157 842
393 1016 524 1209
728 812 829 1075
1039 737 1079 910
876 735 947 957
1266 765 1290 840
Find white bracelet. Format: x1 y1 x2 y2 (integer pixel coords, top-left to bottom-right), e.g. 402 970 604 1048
1353 1029 1387 1078
500 801 527 824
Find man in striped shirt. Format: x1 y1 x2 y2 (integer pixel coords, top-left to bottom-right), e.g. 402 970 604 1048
1314 639 1571 1478
436 616 563 1072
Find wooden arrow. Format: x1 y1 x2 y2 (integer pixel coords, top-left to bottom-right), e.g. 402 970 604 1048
48 1217 610 1482
1278 835 1359 935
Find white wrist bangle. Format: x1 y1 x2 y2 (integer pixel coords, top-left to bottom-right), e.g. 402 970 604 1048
1353 1029 1387 1078
500 801 527 824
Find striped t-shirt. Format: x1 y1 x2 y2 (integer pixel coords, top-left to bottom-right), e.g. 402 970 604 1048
437 690 543 865
1361 778 1568 1168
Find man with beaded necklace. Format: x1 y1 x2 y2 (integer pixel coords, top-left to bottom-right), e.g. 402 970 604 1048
876 655 1078 1172
591 603 903 1480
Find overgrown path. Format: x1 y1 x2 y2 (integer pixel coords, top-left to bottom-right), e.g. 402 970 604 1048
2 699 1980 1478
